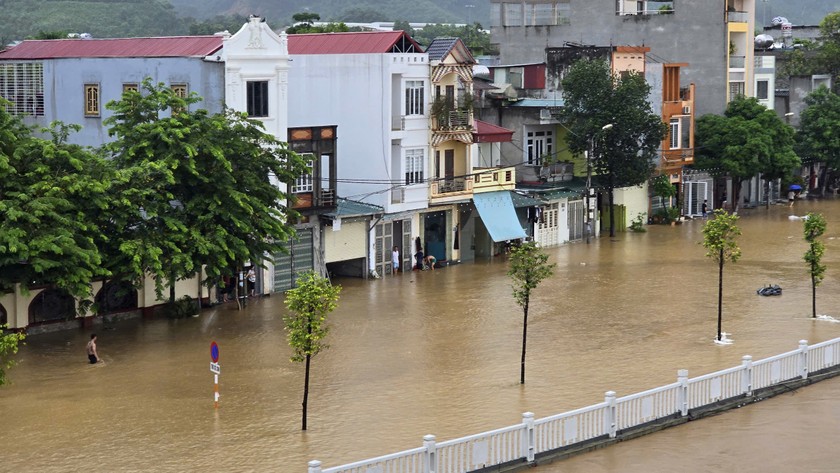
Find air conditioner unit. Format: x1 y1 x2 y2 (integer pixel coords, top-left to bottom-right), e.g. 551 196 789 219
539 109 552 120
682 105 691 114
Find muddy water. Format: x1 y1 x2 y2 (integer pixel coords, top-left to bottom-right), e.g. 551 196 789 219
2 200 840 472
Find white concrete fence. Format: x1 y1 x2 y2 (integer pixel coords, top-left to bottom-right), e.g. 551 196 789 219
307 337 840 473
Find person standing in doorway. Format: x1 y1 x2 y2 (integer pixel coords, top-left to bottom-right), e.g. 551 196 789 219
246 266 256 296
702 200 708 218
87 334 99 364
392 246 400 276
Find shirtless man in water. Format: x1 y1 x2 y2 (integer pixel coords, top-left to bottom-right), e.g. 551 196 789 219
87 334 99 364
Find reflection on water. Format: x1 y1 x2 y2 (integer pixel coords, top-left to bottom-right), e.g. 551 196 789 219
2 200 840 471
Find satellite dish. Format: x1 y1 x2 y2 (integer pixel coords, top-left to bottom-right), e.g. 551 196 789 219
755 34 774 49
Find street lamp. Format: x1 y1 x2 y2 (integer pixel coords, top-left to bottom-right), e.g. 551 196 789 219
585 123 613 244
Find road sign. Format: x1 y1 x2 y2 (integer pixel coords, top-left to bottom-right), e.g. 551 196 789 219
210 341 219 362
210 362 221 374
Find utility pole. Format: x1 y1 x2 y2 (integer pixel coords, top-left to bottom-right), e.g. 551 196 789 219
585 123 613 244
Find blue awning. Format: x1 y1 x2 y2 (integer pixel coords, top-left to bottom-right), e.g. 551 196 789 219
472 191 528 242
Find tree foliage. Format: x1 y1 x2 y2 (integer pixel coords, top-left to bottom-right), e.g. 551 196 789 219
0 110 112 298
405 23 496 56
560 58 667 237
701 209 741 342
797 87 840 171
695 96 799 210
803 212 827 319
103 79 307 301
0 325 26 386
284 270 341 430
508 241 555 384
187 15 249 35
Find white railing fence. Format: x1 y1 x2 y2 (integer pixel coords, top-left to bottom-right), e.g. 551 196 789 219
308 338 840 473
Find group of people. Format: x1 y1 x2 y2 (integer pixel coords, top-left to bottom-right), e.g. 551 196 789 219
217 267 257 302
390 245 437 275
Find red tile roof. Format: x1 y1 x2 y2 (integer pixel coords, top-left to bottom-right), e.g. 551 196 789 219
474 119 514 143
288 31 422 55
0 36 223 60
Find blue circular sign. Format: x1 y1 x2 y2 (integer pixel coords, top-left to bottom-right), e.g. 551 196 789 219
210 341 219 362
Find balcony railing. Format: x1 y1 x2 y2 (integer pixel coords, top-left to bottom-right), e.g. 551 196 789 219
430 178 473 196
434 110 471 131
729 55 746 69
727 11 749 23
391 115 405 131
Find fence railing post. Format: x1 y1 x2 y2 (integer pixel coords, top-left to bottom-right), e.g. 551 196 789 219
423 434 437 473
677 369 689 416
799 339 809 379
741 355 753 396
307 460 322 473
522 412 535 462
604 391 617 438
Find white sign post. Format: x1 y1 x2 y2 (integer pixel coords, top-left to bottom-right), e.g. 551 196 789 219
210 342 220 408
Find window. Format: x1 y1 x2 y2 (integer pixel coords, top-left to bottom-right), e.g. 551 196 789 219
123 83 139 93
756 80 769 100
84 84 100 116
669 119 681 149
171 83 188 98
490 3 502 27
504 3 523 26
292 154 314 193
526 129 553 165
729 81 745 100
246 81 269 117
405 80 424 116
0 63 44 116
530 3 555 25
405 149 424 185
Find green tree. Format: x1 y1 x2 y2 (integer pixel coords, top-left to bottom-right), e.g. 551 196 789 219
508 241 555 384
0 111 112 299
0 325 25 386
803 213 827 319
104 79 307 302
408 23 495 56
796 87 840 195
701 210 742 342
284 270 341 430
187 15 248 35
651 174 677 223
695 96 798 210
560 58 667 237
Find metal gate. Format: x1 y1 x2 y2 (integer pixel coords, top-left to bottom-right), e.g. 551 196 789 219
684 181 710 216
536 203 560 247
375 220 412 276
273 228 315 292
568 200 585 241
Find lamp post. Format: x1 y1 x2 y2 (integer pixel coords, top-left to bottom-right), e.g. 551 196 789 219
585 123 613 244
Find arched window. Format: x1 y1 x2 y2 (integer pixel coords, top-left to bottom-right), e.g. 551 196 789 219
28 289 75 324
95 281 138 314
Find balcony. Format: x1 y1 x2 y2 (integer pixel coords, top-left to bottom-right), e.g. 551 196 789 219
473 167 516 192
430 177 473 198
433 110 471 131
292 188 336 211
729 55 746 69
727 11 749 23
391 115 405 131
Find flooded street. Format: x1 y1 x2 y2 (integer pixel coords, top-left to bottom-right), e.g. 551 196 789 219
3 200 840 471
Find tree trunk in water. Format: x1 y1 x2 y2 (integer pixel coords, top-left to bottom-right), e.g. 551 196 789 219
819 165 829 196
169 271 176 304
812 262 817 319
608 187 616 238
765 178 771 209
732 180 742 213
302 353 311 431
718 249 724 341
520 301 529 385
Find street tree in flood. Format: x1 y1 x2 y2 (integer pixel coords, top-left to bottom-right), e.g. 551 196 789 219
701 210 742 342
284 270 341 430
560 58 666 238
104 79 307 302
508 241 555 384
796 88 840 196
803 213 827 318
695 96 799 210
0 326 25 386
0 105 112 299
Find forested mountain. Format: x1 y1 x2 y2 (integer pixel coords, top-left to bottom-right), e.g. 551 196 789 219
0 0 836 48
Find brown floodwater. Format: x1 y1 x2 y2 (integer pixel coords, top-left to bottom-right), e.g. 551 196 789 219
3 200 840 472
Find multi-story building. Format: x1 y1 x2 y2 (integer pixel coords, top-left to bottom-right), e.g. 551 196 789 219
488 0 755 116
